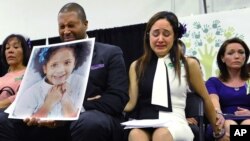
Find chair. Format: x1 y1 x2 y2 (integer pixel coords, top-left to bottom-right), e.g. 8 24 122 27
185 91 205 141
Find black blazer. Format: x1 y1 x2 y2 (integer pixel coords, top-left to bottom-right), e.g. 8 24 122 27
83 42 129 118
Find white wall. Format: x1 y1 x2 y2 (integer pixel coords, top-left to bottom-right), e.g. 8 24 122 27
0 0 173 43
0 0 249 43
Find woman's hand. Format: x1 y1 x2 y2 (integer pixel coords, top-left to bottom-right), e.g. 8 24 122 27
235 107 250 116
186 117 198 125
213 113 228 141
216 112 225 130
217 133 230 141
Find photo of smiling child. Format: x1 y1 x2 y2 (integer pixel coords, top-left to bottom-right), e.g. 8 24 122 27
7 39 94 120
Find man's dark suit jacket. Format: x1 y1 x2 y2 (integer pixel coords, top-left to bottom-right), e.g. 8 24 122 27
83 42 129 119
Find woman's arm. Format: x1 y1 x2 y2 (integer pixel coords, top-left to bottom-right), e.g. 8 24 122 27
124 61 139 112
210 94 222 113
0 98 11 109
186 57 222 134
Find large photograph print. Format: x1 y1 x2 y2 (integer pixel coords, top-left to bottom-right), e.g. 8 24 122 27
7 38 94 120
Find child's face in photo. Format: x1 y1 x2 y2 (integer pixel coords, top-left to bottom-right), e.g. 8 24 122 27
43 47 76 85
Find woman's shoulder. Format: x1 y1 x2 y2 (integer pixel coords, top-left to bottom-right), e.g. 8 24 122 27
185 56 200 65
185 57 201 72
206 77 222 86
130 60 137 67
207 77 220 82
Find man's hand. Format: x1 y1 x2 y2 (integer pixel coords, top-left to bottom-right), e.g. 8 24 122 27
24 117 64 128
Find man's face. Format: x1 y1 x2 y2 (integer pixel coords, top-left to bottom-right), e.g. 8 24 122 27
58 11 88 41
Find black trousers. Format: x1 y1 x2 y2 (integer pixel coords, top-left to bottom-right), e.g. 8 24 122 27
0 110 124 141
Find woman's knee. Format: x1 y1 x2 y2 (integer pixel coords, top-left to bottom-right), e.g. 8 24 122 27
225 120 237 130
128 128 150 141
153 128 173 141
241 119 250 125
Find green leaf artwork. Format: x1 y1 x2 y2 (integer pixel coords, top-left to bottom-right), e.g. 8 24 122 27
182 20 244 80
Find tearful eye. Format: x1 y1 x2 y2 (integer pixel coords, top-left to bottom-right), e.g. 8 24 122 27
162 31 170 37
150 30 160 37
150 29 171 38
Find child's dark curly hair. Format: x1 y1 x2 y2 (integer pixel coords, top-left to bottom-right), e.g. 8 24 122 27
33 41 91 77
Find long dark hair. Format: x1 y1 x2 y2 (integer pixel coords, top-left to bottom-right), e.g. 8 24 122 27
1 34 31 68
135 11 189 84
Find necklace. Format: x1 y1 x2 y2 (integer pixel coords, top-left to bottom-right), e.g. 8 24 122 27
234 87 240 91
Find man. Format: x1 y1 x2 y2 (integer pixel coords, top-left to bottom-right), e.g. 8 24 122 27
0 2 128 141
